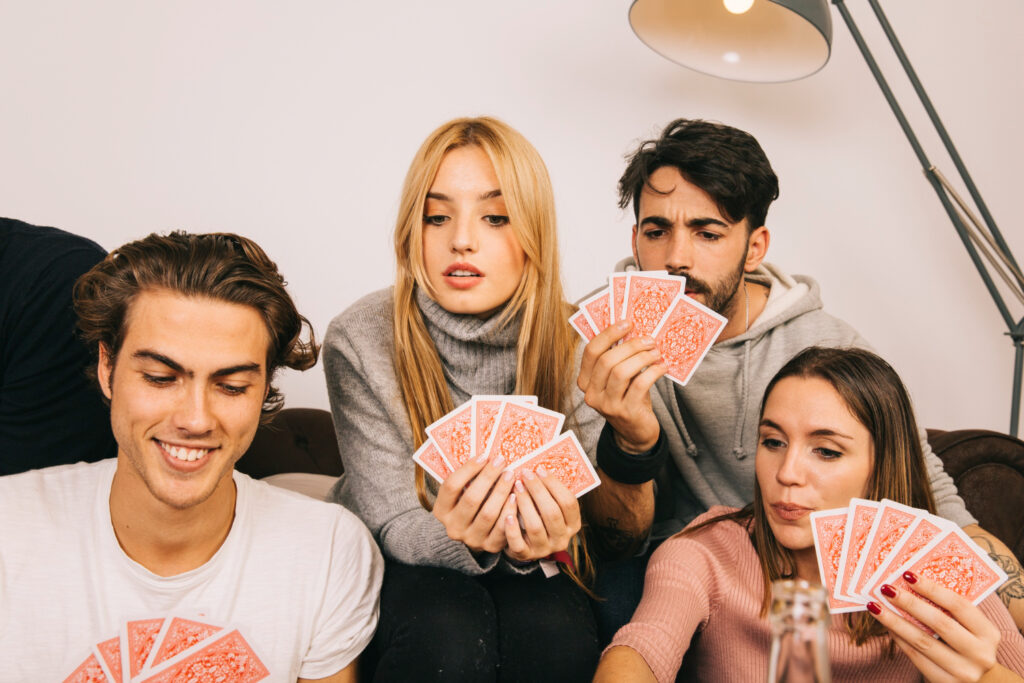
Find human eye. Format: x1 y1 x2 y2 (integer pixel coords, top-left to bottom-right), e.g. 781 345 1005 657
759 436 786 450
142 373 175 387
483 214 509 227
814 447 843 460
423 214 449 226
218 383 250 396
697 230 722 242
641 227 667 240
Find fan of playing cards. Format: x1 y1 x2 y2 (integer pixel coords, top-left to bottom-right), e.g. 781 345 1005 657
412 395 600 498
569 271 727 386
811 499 1008 628
64 615 268 682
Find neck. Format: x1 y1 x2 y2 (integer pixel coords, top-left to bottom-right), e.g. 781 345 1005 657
792 547 822 584
717 278 769 342
108 464 237 577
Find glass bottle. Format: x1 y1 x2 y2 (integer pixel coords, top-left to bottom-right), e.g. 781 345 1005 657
766 579 832 683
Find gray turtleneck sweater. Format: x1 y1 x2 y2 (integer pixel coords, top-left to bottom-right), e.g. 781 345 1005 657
324 287 603 575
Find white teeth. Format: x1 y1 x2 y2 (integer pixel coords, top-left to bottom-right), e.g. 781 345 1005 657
161 442 211 462
448 270 479 277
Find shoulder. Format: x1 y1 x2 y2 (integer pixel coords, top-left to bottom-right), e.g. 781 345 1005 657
0 218 105 281
0 460 112 530
238 473 369 535
324 288 395 364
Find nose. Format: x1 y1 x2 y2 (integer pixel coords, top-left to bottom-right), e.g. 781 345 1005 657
663 232 693 274
173 384 216 436
449 214 477 254
775 447 805 487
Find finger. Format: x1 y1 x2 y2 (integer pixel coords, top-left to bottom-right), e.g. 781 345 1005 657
433 451 489 515
536 466 582 534
622 360 670 404
888 631 953 683
513 475 550 549
449 455 507 528
521 468 570 545
579 320 632 388
878 581 971 653
469 468 516 535
900 573 1000 644
587 336 660 397
869 589 971 681
503 494 530 557
481 492 516 553
601 342 664 400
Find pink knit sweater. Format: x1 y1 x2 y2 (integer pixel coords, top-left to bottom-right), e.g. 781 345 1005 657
608 507 1024 683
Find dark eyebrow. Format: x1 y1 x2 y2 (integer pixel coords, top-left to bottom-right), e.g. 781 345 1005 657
759 418 853 441
760 418 783 431
687 217 730 229
639 215 673 229
425 192 449 201
479 189 502 200
132 350 262 379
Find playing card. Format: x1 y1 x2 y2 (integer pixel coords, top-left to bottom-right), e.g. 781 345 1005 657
505 431 600 497
833 499 878 603
609 273 629 324
63 652 110 683
483 401 564 464
412 438 452 484
143 615 224 673
94 636 122 683
569 309 596 342
135 628 269 683
120 617 164 681
810 508 865 613
425 400 475 470
578 287 612 335
471 396 537 460
849 499 920 601
650 294 727 386
873 525 1007 627
623 273 685 341
862 513 947 604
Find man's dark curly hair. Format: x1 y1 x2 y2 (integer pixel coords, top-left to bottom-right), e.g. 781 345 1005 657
618 118 780 232
73 231 318 420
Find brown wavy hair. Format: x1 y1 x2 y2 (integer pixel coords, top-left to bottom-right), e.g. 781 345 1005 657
73 231 318 420
688 346 935 645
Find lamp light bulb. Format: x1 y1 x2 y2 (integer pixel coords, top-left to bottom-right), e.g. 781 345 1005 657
723 0 754 14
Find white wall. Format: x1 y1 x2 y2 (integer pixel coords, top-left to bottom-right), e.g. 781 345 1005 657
2 0 1021 433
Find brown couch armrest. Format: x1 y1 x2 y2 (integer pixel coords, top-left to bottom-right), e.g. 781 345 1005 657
927 428 1024 565
236 408 343 479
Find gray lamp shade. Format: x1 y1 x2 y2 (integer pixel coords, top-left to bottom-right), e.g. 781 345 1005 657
628 0 833 82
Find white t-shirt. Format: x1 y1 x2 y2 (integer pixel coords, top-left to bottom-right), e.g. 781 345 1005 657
0 459 383 681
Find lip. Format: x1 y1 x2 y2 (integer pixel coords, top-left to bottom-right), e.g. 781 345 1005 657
155 439 217 473
442 262 484 290
770 503 813 522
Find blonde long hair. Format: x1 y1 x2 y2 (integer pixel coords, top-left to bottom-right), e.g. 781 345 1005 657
392 116 591 581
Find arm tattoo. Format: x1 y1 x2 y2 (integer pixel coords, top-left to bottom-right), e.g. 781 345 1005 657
589 517 646 559
971 534 1024 634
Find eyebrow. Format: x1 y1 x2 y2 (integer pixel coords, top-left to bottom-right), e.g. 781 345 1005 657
759 418 853 441
132 350 262 378
638 215 730 229
426 189 503 202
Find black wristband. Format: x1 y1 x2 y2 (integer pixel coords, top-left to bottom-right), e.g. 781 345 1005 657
596 422 668 485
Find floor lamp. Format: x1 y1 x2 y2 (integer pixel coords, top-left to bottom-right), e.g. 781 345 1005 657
627 0 1024 436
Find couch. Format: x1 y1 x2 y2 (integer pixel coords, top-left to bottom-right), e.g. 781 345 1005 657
236 408 1024 565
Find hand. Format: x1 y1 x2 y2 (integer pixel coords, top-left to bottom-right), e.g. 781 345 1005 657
503 465 582 563
868 572 1002 682
577 320 665 453
432 452 517 554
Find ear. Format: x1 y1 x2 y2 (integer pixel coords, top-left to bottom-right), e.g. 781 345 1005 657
631 225 641 268
744 226 770 272
97 343 114 400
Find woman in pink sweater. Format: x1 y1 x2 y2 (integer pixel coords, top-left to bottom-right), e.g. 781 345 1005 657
595 346 1024 682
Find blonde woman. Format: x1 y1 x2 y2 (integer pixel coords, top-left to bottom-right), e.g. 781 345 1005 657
324 117 602 681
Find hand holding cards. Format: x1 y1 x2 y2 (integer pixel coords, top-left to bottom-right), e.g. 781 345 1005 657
570 270 726 386
811 499 1007 631
413 395 600 497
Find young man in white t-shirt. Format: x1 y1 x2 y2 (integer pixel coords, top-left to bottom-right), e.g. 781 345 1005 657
0 232 382 681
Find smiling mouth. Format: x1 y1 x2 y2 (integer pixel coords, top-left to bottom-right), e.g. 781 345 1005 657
446 270 481 277
158 440 212 462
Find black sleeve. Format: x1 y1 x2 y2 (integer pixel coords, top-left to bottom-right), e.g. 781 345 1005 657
595 421 668 485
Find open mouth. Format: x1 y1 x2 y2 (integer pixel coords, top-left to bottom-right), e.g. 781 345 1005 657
157 440 212 462
444 263 483 278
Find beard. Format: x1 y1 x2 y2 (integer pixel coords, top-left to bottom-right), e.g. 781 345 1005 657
669 248 747 317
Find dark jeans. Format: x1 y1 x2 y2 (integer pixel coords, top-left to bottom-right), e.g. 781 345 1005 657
591 547 655 646
362 560 599 683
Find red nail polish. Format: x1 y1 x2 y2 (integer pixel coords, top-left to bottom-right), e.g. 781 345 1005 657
880 584 897 599
902 571 917 584
867 601 881 615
